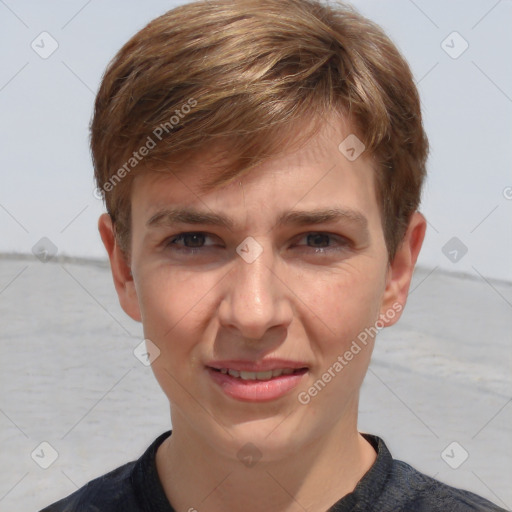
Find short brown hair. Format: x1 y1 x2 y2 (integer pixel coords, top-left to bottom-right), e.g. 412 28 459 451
90 0 428 261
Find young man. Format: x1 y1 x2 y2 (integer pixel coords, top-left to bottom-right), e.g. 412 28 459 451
42 0 506 510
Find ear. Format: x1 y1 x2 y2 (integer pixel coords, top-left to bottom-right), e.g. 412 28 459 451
98 213 142 322
379 211 426 327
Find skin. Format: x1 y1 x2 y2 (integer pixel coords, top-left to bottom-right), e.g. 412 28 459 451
99 119 426 512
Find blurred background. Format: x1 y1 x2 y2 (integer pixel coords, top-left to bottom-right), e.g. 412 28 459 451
0 1 511 510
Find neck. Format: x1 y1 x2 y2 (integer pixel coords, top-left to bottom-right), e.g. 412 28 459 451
156 413 377 512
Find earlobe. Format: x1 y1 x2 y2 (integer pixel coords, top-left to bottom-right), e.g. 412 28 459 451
98 213 142 322
379 212 427 327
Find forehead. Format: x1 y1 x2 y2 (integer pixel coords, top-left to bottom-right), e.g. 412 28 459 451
130 118 381 229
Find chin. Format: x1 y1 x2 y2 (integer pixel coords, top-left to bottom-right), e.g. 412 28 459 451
210 412 314 462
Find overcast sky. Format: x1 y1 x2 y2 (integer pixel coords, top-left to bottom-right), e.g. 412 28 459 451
0 0 511 281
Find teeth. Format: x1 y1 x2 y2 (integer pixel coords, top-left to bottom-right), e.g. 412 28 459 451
256 370 273 380
220 368 299 380
240 371 257 380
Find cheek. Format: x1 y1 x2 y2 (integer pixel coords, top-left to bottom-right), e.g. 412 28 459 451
136 267 218 351
297 263 386 347
295 269 386 410
137 268 220 405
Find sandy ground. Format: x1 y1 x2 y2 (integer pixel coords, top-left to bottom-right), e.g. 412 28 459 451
0 254 511 511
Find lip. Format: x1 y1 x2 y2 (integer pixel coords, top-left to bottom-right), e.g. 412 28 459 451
205 359 309 402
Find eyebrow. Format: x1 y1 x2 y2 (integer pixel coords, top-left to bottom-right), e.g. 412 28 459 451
146 207 369 233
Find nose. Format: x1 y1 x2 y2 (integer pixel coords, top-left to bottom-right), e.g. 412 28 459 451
217 242 293 341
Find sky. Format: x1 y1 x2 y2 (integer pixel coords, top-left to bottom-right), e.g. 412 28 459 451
0 0 511 281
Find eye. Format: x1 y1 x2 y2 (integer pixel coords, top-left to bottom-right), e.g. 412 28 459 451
161 231 351 257
164 232 221 251
294 232 350 252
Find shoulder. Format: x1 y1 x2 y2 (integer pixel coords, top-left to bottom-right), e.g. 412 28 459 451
354 435 506 512
40 461 138 512
40 431 172 512
382 458 506 511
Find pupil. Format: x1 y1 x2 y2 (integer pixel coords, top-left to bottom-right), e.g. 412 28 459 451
185 233 204 247
308 233 329 247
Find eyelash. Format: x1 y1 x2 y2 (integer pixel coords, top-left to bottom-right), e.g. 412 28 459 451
163 231 350 254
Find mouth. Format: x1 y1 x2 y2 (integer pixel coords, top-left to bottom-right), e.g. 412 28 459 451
208 367 308 380
205 363 309 402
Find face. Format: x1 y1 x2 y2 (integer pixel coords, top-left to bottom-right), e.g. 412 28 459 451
100 120 425 462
